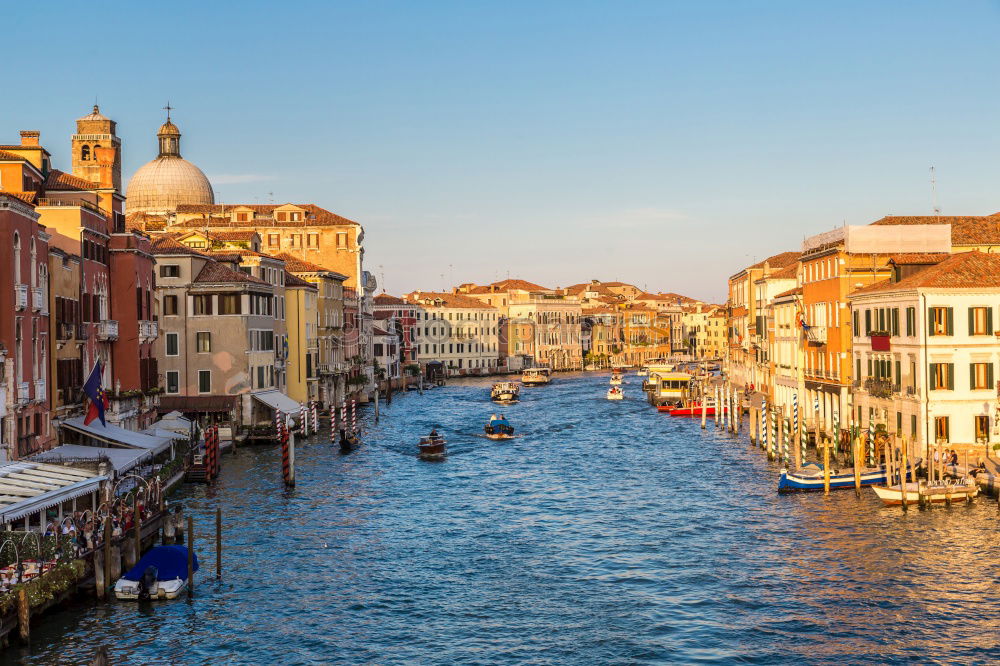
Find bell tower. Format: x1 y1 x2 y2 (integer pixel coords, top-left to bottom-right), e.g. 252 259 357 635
71 105 122 192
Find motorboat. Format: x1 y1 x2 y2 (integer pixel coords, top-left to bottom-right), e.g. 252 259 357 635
636 366 649 377
491 382 520 403
663 401 723 416
114 545 198 601
872 478 979 505
607 386 624 400
484 414 515 440
609 373 623 386
522 367 553 386
419 433 446 460
777 460 919 492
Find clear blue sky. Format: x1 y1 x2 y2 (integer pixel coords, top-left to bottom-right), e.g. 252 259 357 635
5 1 1000 302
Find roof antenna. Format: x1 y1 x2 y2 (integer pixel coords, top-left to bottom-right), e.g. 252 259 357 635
930 166 940 216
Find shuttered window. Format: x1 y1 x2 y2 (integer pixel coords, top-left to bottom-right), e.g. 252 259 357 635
970 362 994 390
969 307 993 336
929 363 954 390
929 307 952 336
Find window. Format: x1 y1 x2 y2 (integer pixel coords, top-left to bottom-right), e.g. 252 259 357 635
193 295 212 315
237 212 249 222
853 310 859 337
969 307 993 336
975 415 990 442
911 414 917 438
336 232 348 248
970 362 993 390
257 366 265 389
905 307 915 337
81 145 90 161
929 363 954 390
307 233 319 248
929 307 952 336
891 308 899 336
277 212 287 222
164 295 178 316
934 416 950 443
197 332 212 353
864 310 871 335
219 294 241 315
165 332 179 356
166 371 179 394
198 370 211 393
159 264 180 278
268 234 279 247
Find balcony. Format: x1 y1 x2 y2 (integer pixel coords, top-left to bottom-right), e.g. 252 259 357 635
15 284 27 310
77 323 91 340
96 320 119 341
805 326 827 344
34 379 45 403
906 385 918 398
139 320 159 340
864 377 894 399
17 382 29 405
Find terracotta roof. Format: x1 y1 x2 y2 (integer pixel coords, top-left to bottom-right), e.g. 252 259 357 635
126 211 168 232
488 278 550 292
195 261 268 285
0 149 28 162
283 270 315 289
273 253 348 279
0 145 44 151
760 263 798 280
205 248 283 262
888 253 950 265
211 230 258 242
852 251 1000 295
774 287 803 298
749 251 801 271
870 215 1000 245
44 169 98 192
174 203 359 227
0 190 36 204
404 291 497 310
374 293 405 305
151 235 208 257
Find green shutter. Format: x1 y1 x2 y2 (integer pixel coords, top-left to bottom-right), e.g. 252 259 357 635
865 310 871 335
989 308 995 335
895 360 901 385
971 363 977 390
892 308 899 336
989 363 995 390
929 363 937 389
928 308 935 336
947 307 954 335
947 363 955 390
868 358 873 377
969 308 975 335
853 310 859 337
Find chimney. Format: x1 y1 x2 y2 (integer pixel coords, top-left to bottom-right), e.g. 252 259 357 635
19 131 40 146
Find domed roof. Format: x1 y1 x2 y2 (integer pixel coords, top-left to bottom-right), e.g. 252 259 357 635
158 120 180 136
78 105 109 122
126 156 214 214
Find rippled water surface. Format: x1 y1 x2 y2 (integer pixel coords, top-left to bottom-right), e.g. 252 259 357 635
9 373 1000 664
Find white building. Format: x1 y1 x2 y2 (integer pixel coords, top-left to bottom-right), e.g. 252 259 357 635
404 292 500 375
851 251 1000 453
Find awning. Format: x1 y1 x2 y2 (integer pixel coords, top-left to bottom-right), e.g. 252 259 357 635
142 427 189 440
32 445 151 474
0 461 106 524
252 390 303 415
61 416 173 455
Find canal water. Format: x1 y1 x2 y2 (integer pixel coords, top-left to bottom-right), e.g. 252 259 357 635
8 373 1000 665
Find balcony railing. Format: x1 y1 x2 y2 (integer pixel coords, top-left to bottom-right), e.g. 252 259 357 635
31 286 43 312
77 323 90 340
34 379 45 403
805 326 827 344
96 320 119 341
864 377 894 399
15 284 27 310
17 382 29 405
139 320 159 340
906 385 918 397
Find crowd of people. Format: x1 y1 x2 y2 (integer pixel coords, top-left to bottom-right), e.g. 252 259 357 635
42 498 155 557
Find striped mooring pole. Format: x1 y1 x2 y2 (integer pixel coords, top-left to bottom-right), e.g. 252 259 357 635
783 416 791 465
340 401 348 439
761 399 768 455
204 426 215 481
771 407 778 460
350 399 357 434
300 405 308 437
281 412 295 488
311 401 319 434
832 409 840 456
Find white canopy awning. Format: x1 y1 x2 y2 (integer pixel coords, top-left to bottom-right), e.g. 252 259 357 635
62 416 173 455
0 461 106 524
142 427 189 440
32 445 151 474
252 390 303 416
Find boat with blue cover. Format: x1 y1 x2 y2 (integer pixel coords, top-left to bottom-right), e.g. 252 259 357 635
484 414 514 440
114 545 198 600
778 462 887 493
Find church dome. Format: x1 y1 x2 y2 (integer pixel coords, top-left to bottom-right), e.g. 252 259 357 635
126 157 214 214
125 112 214 214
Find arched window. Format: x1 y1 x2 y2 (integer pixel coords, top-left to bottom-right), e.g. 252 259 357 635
92 144 101 159
81 145 90 161
13 232 20 284
29 238 36 287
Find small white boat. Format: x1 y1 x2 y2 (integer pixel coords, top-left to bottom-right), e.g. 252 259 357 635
872 479 979 505
636 367 648 377
114 545 197 601
607 387 624 400
609 374 623 386
490 381 520 403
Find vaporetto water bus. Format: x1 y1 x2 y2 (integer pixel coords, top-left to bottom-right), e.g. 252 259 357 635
521 367 553 386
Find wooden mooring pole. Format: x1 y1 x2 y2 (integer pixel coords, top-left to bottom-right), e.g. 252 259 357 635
17 587 29 643
899 436 909 512
133 501 141 567
102 515 112 601
822 437 831 495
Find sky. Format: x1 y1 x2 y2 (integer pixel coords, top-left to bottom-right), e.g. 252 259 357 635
5 1 1000 302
